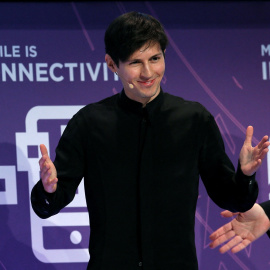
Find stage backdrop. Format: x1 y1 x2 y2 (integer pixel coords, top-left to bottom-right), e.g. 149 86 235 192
0 1 270 269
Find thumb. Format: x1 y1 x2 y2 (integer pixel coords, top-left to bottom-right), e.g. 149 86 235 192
220 210 239 218
244 126 253 145
40 144 49 156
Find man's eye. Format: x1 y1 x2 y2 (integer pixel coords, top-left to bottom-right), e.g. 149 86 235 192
151 56 160 61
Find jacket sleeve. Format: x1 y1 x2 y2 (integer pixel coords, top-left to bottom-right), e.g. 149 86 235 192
199 108 258 213
31 109 87 219
259 200 270 238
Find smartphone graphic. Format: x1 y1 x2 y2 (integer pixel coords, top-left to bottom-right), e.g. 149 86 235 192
16 105 90 263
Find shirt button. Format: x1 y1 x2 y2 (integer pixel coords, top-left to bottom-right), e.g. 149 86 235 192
138 261 143 267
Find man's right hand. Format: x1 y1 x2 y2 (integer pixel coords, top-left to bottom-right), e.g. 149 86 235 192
39 144 58 193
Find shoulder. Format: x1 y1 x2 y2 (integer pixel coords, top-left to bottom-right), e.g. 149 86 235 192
82 93 119 112
73 93 119 119
163 92 211 118
61 94 119 132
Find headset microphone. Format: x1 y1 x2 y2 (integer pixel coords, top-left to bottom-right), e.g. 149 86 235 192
115 72 134 89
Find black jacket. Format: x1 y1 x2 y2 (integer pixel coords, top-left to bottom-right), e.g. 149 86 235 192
31 89 258 270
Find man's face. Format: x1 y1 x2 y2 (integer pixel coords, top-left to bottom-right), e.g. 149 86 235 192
116 43 165 106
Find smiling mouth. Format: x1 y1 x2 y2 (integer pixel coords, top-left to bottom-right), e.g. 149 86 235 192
139 79 155 86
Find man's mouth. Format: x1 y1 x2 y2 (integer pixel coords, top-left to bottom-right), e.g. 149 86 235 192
139 79 155 87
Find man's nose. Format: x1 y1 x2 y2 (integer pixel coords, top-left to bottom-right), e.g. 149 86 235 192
140 63 152 78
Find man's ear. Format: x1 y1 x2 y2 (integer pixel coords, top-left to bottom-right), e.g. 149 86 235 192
105 54 117 73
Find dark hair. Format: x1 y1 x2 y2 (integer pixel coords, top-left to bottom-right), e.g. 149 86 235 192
104 11 168 67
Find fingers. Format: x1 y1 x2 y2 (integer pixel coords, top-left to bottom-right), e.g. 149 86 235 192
40 161 58 193
257 136 270 157
209 222 233 241
244 126 269 152
38 144 57 193
40 161 52 180
219 235 249 254
39 144 50 168
244 126 253 145
219 237 251 254
247 159 262 176
43 177 58 194
253 138 269 166
210 229 235 249
39 144 53 169
210 231 251 254
242 133 269 175
257 135 269 149
44 177 58 186
230 239 251 253
258 139 270 159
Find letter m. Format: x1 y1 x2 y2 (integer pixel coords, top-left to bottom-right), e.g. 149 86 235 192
261 45 270 56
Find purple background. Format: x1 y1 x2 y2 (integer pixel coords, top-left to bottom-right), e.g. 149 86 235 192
0 1 270 269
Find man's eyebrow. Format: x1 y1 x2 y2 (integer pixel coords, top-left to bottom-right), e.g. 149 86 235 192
127 53 163 62
150 53 163 57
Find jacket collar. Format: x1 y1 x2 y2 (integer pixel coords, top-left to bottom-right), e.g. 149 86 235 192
118 88 164 117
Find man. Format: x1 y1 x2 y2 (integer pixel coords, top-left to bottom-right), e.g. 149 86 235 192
209 201 270 253
31 11 269 270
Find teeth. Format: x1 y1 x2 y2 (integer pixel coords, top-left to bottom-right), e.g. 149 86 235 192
139 79 154 85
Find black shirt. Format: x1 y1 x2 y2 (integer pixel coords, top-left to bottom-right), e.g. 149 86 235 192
31 89 258 270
